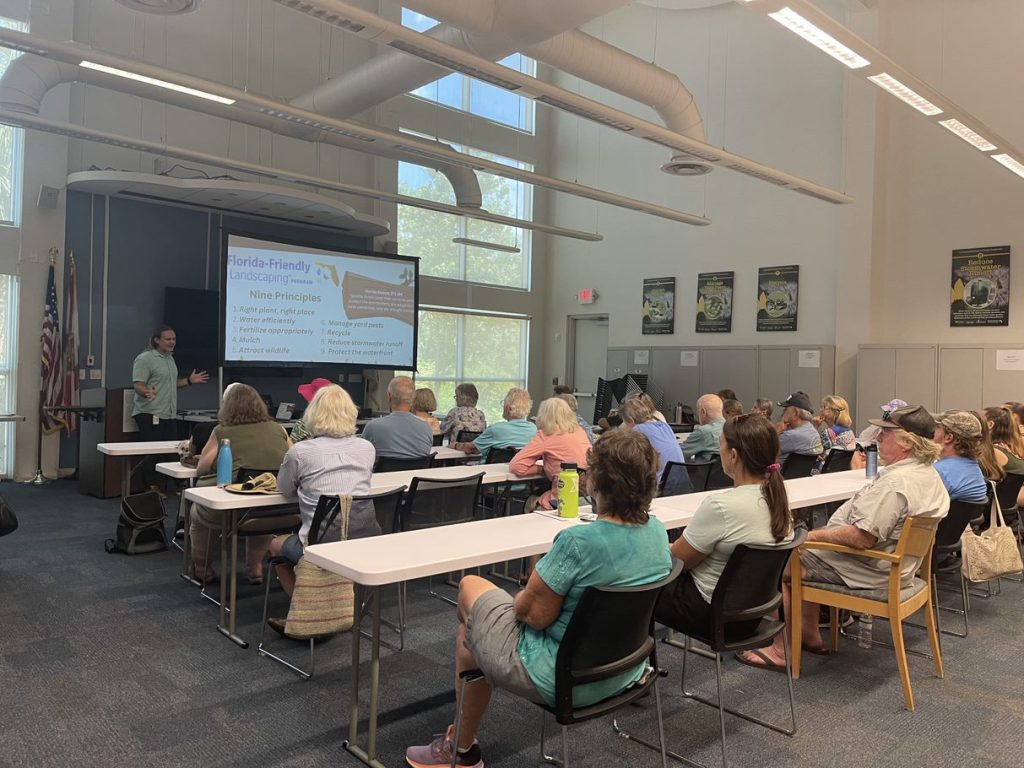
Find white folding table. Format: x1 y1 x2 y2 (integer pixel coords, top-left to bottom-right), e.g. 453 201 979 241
304 469 872 768
97 440 181 498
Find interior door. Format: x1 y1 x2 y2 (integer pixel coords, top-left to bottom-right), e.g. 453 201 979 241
569 315 608 422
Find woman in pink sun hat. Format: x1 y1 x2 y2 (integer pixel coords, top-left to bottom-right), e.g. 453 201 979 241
290 377 333 442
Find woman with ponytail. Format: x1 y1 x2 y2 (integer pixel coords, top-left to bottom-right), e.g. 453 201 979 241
656 414 794 637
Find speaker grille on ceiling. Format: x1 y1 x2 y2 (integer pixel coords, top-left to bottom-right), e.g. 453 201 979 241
534 96 635 132
275 1 367 32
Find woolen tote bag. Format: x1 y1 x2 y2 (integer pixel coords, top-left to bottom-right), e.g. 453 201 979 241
960 494 1024 583
283 495 355 639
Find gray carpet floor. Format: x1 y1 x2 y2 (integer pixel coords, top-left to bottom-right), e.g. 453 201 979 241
1 479 1023 768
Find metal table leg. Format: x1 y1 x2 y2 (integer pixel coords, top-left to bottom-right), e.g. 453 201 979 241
345 584 386 768
179 478 200 586
216 508 248 648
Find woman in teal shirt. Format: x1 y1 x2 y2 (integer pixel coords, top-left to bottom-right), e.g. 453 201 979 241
405 428 672 768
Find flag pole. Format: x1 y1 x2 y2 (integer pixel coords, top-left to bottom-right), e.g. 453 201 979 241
26 247 62 485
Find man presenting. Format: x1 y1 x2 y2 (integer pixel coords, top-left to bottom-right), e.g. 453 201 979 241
680 393 725 460
131 325 209 493
361 375 433 459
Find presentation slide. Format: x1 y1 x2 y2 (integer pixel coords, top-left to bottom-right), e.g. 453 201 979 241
224 235 417 368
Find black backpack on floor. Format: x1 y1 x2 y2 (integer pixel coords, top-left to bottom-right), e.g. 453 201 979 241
104 491 168 555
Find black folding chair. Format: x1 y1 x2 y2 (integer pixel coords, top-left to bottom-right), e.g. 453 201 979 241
781 453 818 479
455 429 483 444
628 531 806 768
456 560 685 768
820 448 854 474
923 499 989 638
373 454 434 473
659 461 694 496
398 473 485 604
681 460 715 493
706 458 733 490
431 433 445 447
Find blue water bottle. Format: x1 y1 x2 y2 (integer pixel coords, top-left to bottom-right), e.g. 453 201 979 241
216 438 233 487
864 444 878 479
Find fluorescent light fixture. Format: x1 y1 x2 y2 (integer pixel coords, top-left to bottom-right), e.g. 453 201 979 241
991 154 1024 179
79 60 236 105
768 7 870 69
867 73 942 116
452 237 521 254
938 118 997 152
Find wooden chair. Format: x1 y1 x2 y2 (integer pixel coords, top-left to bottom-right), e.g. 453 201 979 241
791 515 943 711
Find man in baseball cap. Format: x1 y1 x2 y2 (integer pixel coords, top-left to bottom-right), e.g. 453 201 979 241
931 409 988 502
738 403 949 672
774 391 823 461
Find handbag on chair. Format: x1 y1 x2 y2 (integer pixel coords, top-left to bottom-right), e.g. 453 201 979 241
960 495 1024 583
283 495 355 638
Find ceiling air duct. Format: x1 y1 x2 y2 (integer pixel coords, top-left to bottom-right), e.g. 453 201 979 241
113 0 202 15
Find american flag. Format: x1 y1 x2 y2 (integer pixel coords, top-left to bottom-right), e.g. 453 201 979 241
61 254 80 433
40 261 66 434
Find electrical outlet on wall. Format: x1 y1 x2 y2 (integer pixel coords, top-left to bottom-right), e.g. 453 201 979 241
79 369 85 380
86 354 95 366
89 369 101 380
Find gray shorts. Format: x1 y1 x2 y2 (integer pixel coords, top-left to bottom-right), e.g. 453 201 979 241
799 550 846 585
464 589 545 704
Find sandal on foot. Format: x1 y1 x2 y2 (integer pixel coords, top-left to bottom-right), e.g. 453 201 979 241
803 643 831 656
734 649 787 673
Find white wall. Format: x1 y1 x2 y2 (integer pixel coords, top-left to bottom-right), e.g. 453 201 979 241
869 0 1024 344
541 1 853 387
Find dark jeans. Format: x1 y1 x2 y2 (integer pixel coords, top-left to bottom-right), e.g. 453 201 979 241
133 413 178 490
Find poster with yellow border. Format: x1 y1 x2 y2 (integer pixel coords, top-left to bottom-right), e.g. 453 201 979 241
951 246 1010 327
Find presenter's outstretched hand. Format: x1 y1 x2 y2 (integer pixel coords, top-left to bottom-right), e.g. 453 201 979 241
189 370 210 385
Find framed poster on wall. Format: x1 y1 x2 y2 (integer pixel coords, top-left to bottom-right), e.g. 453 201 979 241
756 265 799 332
642 277 675 335
950 246 1010 327
695 270 734 333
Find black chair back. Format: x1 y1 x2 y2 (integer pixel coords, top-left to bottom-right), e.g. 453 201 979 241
551 560 684 722
399 473 484 531
820 449 854 474
234 467 279 483
994 472 1024 513
706 458 733 490
936 499 990 554
682 460 714 493
456 430 483 444
706 529 807 650
487 446 518 464
309 487 407 543
373 454 434 473
781 453 818 479
431 433 445 446
659 461 693 496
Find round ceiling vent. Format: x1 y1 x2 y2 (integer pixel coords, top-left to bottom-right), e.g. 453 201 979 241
113 0 202 15
660 156 714 177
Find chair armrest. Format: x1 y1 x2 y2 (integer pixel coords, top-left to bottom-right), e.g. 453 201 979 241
800 540 900 563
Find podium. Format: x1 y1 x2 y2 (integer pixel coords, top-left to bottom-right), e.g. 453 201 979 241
78 388 134 498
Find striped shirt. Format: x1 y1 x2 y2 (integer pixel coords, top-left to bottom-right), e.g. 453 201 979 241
277 435 377 543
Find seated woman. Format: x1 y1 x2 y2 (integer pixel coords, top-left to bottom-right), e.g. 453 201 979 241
987 406 1024 507
509 397 592 512
656 414 794 655
440 382 487 445
412 387 442 436
191 383 291 584
619 396 685 480
266 384 376 635
751 398 774 420
405 428 673 768
816 395 855 451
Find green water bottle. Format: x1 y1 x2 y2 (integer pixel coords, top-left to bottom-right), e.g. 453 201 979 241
557 462 579 518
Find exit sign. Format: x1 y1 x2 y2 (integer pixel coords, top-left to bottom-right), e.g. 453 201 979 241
577 288 597 304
